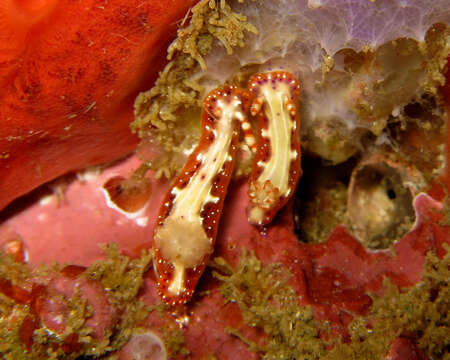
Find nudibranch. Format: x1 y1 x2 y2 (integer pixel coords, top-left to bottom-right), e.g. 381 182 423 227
153 86 251 305
247 71 302 225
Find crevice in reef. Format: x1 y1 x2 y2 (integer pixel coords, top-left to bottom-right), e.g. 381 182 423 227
294 152 421 250
294 83 447 250
294 155 353 245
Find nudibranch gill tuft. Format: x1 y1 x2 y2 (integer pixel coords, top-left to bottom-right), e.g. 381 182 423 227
153 85 251 305
247 71 302 225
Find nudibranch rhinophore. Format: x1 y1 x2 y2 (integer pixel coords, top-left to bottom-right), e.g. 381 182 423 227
153 85 251 305
247 71 302 225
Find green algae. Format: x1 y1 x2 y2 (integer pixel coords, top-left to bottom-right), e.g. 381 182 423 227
213 246 450 360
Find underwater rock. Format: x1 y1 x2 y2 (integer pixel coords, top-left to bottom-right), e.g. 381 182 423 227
0 0 449 359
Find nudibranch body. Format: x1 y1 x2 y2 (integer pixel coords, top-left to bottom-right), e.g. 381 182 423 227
247 71 302 225
153 86 251 305
153 71 302 304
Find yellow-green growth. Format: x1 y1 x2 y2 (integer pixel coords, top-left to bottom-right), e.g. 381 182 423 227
212 252 325 359
214 246 450 360
132 0 256 178
0 244 152 360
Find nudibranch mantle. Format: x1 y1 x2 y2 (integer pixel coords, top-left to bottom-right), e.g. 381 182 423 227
248 71 302 225
153 86 251 305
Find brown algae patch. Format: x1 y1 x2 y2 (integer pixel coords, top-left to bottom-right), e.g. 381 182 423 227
132 0 257 178
0 244 152 359
440 187 450 226
0 256 94 359
325 247 449 360
213 247 450 360
211 252 326 359
82 245 190 359
83 244 153 349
